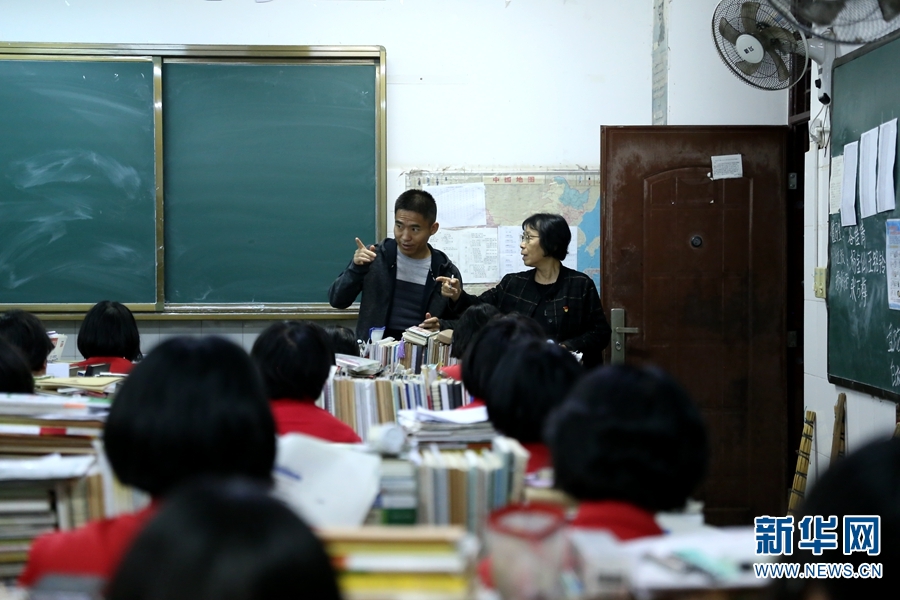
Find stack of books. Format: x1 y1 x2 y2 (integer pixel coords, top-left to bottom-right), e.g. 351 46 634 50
365 458 418 526
0 394 109 455
321 372 473 441
33 376 124 397
320 526 476 600
0 484 55 581
411 437 530 535
366 326 456 375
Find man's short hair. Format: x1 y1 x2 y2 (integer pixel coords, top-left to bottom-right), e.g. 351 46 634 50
0 309 53 372
251 321 334 400
77 300 142 362
104 336 276 497
522 213 571 261
546 364 708 512
394 189 438 224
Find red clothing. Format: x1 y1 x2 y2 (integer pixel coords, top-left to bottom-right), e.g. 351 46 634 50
270 398 362 443
456 398 485 410
71 356 134 375
19 504 156 587
569 500 664 540
522 443 551 474
440 364 462 381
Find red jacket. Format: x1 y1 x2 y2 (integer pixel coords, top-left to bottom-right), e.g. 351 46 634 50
19 504 156 587
569 500 664 540
71 356 134 375
270 399 362 443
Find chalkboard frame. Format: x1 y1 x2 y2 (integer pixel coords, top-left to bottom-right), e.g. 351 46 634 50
827 29 900 402
0 43 387 317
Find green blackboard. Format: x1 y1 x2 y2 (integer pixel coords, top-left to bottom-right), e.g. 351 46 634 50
162 61 378 304
827 30 900 400
0 57 157 306
0 46 384 311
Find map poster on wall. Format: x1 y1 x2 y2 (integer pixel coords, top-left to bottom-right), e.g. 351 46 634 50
406 171 601 296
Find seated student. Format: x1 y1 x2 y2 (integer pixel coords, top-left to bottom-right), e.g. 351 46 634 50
106 478 342 600
461 314 546 408
772 437 900 600
72 300 142 374
486 341 582 473
545 363 708 538
328 189 463 341
325 324 361 357
251 320 362 444
440 304 501 381
18 336 277 588
0 336 34 394
0 309 54 376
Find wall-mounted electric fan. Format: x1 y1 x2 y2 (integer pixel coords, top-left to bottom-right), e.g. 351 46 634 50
713 0 836 103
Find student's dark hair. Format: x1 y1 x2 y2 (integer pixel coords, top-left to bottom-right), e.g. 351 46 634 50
772 437 900 600
394 189 438 224
461 314 545 400
325 325 360 358
77 300 142 362
0 336 34 394
486 341 582 443
546 364 708 512
0 309 53 372
522 213 571 261
106 477 342 600
450 304 501 359
104 336 276 497
251 321 334 400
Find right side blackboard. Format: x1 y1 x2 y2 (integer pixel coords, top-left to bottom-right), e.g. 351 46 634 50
828 30 900 400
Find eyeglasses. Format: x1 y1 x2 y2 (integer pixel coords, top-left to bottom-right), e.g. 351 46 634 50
520 233 539 243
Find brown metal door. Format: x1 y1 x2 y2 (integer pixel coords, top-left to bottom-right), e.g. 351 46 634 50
601 126 788 525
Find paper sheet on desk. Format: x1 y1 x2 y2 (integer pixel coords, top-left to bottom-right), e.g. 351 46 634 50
398 406 488 424
273 434 380 528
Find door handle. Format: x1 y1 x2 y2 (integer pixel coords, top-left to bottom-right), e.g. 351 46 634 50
610 308 639 364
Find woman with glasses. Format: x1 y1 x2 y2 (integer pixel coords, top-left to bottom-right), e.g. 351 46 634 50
438 213 611 367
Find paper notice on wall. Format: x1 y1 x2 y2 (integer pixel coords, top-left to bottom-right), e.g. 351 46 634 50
887 220 900 310
710 154 743 180
428 227 498 284
841 141 859 227
829 155 843 215
424 183 487 228
859 127 879 219
563 226 578 271
878 118 897 213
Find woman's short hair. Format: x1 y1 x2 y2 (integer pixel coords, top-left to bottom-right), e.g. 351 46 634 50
0 310 53 372
773 437 900 600
461 314 545 400
77 300 142 361
104 336 276 497
546 364 708 512
106 477 342 600
486 341 582 443
522 213 571 261
450 304 501 359
251 321 334 400
325 325 360 358
0 336 34 394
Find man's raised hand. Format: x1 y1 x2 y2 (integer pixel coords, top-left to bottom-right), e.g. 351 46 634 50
353 238 377 266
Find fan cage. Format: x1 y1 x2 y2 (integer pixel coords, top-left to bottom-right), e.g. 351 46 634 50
766 0 900 44
713 0 804 90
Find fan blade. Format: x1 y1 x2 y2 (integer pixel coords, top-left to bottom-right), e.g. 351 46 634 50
767 48 791 82
741 2 761 34
879 0 900 21
719 17 742 46
735 60 761 76
759 26 798 52
796 0 846 26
